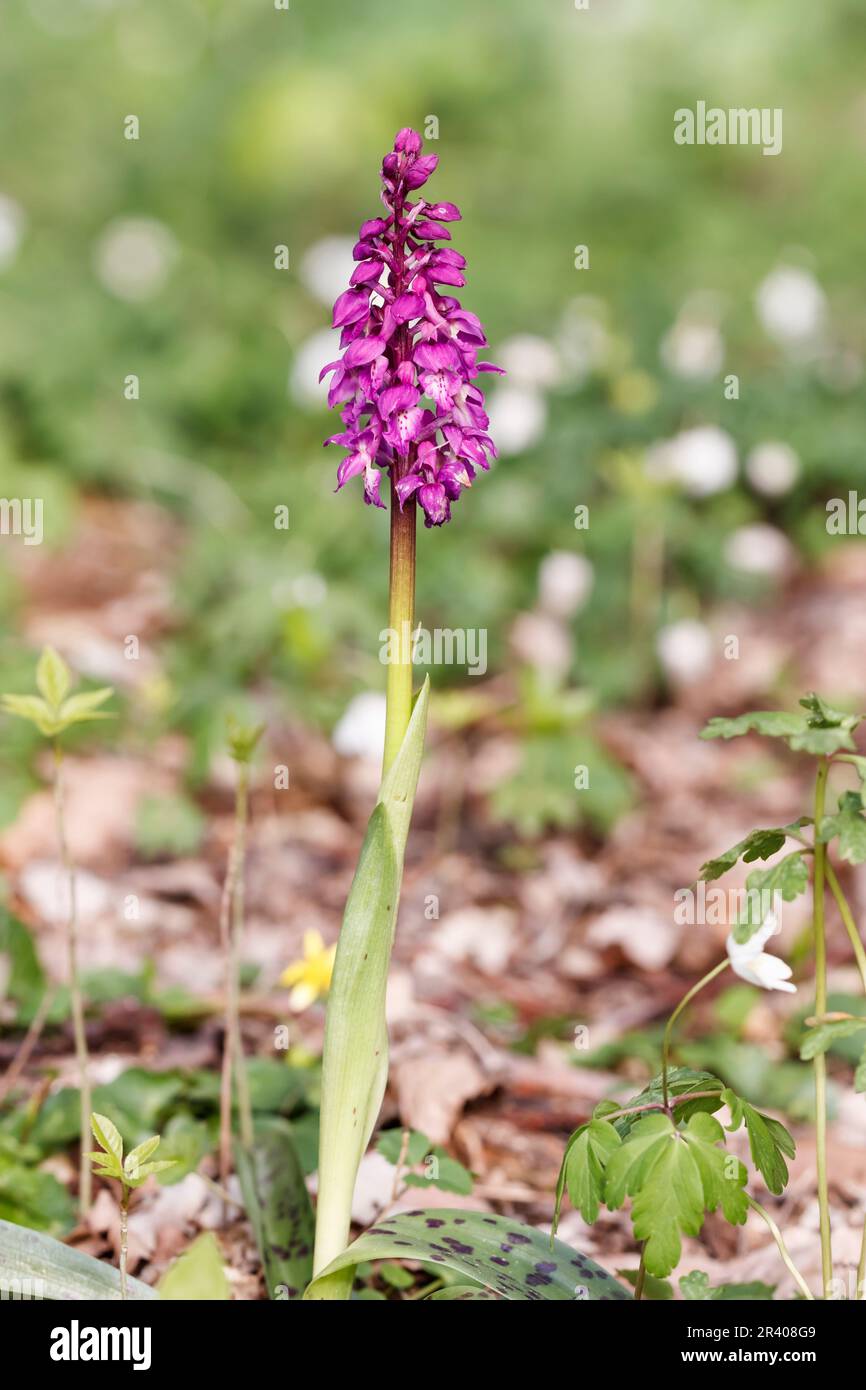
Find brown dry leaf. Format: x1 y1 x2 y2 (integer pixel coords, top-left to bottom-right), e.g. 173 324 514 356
391 1048 493 1144
0 756 177 871
587 905 680 971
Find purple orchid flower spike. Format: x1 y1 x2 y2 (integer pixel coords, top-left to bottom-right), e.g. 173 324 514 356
321 128 502 527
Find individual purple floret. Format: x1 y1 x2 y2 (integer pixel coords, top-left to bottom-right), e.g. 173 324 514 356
320 128 501 527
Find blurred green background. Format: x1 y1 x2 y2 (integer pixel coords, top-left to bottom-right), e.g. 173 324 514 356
1 0 865 814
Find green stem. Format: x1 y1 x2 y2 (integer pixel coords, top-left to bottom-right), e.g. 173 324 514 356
812 757 833 1298
824 860 866 995
53 742 91 1219
661 960 730 1109
633 1247 647 1301
382 487 416 777
119 1183 129 1301
824 856 866 1300
747 1197 814 1300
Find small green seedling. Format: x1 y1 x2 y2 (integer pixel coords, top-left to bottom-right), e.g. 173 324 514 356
87 1112 175 1299
1 647 114 1218
1 645 114 739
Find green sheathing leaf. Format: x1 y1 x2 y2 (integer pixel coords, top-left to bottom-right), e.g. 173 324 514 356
313 680 429 1293
158 1232 230 1300
305 1209 630 1301
235 1119 314 1299
0 1218 157 1300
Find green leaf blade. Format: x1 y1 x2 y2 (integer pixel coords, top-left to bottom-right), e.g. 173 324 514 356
304 1210 631 1301
235 1119 315 1300
0 1219 157 1300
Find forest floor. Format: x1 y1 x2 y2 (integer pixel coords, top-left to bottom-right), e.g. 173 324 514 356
4 499 866 1298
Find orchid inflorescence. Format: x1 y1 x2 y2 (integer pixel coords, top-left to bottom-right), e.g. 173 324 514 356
321 127 501 528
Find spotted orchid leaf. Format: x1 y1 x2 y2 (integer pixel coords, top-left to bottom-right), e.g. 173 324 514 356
305 1210 631 1301
235 1119 314 1300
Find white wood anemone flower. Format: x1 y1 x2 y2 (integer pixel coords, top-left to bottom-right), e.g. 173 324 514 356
726 914 797 993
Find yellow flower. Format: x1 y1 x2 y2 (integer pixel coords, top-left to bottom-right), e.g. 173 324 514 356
280 930 336 1012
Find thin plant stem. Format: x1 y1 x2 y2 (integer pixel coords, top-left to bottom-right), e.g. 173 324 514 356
382 486 416 777
219 762 252 1184
661 960 730 1109
232 766 253 1150
53 742 91 1218
823 854 866 1301
824 860 866 994
747 1197 814 1300
812 757 833 1297
0 986 55 1105
633 1246 647 1301
119 1183 129 1301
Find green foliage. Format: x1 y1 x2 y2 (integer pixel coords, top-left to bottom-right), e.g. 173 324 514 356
555 1068 792 1279
491 730 633 838
0 1219 157 1301
733 852 809 943
617 1268 674 1300
305 1209 630 1301
426 1283 501 1300
679 1037 815 1121
818 791 866 864
699 823 810 882
604 1111 747 1277
554 1119 621 1229
0 1135 75 1236
226 714 265 765
1 646 113 739
0 908 45 1019
86 1112 176 1189
135 794 206 859
722 1089 795 1195
701 711 808 743
375 1128 474 1196
234 1119 314 1300
611 1067 725 1138
680 1270 775 1301
158 1232 230 1301
799 1016 866 1060
701 695 862 757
